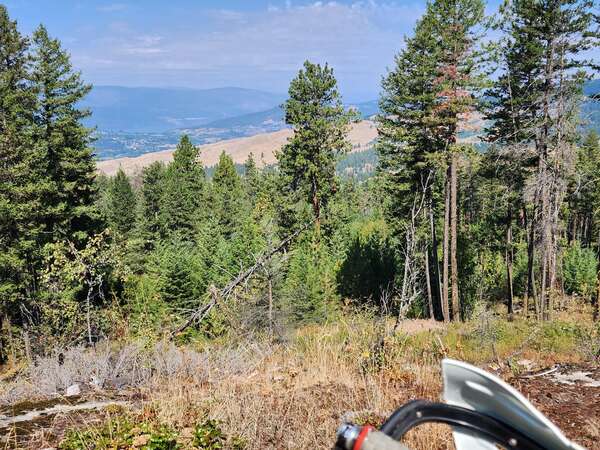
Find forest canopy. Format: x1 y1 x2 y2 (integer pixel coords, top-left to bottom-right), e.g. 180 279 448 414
0 0 599 362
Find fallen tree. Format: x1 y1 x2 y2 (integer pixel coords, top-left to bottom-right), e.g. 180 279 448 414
171 222 311 337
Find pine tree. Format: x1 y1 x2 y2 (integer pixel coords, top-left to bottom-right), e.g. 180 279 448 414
243 152 260 205
152 240 201 311
160 135 205 241
568 131 600 248
486 0 598 320
277 61 358 230
212 151 245 237
138 161 165 250
378 0 486 321
0 6 48 332
106 168 137 236
30 25 97 242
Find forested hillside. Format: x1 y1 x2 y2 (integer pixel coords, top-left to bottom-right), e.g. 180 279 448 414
1 0 600 360
1 1 600 448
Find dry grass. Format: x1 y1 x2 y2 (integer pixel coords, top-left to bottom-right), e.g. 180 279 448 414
137 310 593 450
144 320 448 449
2 304 595 449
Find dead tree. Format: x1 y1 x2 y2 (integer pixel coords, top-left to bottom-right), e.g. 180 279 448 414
171 223 310 337
394 172 432 332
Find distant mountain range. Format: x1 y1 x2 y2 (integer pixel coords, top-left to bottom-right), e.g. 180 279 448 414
87 86 381 159
88 82 598 161
82 86 288 132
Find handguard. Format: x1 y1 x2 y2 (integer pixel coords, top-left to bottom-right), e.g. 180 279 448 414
442 358 584 450
335 359 585 450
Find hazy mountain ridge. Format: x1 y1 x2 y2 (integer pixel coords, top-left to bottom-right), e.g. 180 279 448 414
96 120 378 176
89 81 599 161
92 100 381 160
82 86 287 132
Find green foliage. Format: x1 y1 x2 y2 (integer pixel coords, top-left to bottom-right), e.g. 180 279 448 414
337 219 396 304
3 0 600 367
278 60 359 225
105 168 137 236
40 231 123 343
151 240 204 311
30 24 97 242
243 152 261 204
212 151 246 236
60 415 245 450
139 162 166 250
0 9 98 359
192 419 225 449
160 135 205 241
60 417 179 450
283 236 338 323
125 274 169 338
563 242 597 297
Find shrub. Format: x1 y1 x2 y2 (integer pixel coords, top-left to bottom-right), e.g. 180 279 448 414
282 236 338 324
563 241 597 297
337 219 396 305
60 416 245 450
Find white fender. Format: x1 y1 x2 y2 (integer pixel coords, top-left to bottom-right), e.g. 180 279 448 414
442 359 584 450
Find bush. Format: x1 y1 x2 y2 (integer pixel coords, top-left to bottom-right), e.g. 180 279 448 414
563 241 597 297
150 240 206 310
337 219 396 305
60 416 245 450
282 236 338 324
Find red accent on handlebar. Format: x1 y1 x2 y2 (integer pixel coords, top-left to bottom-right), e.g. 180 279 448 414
353 425 375 450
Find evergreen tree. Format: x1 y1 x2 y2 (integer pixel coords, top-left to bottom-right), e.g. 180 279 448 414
106 168 137 236
378 0 486 321
160 135 205 241
243 152 260 205
277 61 358 230
30 24 97 242
212 151 245 237
0 6 48 333
138 161 165 250
152 240 202 311
486 0 598 320
568 131 600 248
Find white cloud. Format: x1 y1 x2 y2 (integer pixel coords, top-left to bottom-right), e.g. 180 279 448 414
75 1 425 98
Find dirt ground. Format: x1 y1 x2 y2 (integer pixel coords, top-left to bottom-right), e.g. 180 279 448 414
515 363 600 449
2 364 600 449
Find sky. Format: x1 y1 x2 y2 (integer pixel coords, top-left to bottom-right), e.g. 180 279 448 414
6 0 505 101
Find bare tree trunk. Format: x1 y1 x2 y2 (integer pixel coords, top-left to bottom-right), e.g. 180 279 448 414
506 207 514 318
86 284 93 345
540 252 549 321
22 329 32 363
429 203 442 320
595 271 600 322
525 207 537 318
311 176 321 233
442 170 451 322
424 243 434 319
450 152 460 322
267 277 273 337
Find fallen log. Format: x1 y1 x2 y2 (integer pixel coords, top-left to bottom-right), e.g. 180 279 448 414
171 222 310 337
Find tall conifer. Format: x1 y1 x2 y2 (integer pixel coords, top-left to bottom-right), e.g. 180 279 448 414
278 61 358 230
160 135 205 241
31 25 97 242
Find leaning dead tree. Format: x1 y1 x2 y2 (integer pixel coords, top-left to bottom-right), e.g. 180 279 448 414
394 171 432 332
171 222 311 337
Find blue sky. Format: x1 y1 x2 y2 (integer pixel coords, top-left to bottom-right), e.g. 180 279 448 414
6 0 505 101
